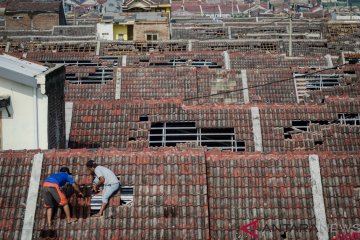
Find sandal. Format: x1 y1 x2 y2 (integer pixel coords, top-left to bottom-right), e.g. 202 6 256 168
66 218 78 224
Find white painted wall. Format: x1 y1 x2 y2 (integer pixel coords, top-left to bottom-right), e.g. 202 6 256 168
0 77 48 150
97 23 113 40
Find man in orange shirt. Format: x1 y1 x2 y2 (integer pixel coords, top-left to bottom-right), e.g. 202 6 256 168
42 167 83 228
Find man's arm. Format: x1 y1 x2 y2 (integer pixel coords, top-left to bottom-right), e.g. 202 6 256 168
72 183 84 197
93 176 105 192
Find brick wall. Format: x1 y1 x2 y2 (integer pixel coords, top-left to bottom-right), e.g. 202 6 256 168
5 13 59 30
33 14 59 30
5 14 32 30
133 22 169 41
45 65 66 149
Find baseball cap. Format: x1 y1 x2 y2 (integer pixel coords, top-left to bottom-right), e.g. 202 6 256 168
60 167 72 175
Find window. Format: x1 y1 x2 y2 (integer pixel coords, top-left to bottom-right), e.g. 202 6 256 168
294 74 344 102
139 115 149 121
91 186 134 214
284 120 330 139
146 33 158 41
12 16 24 20
338 113 360 125
149 122 245 151
295 74 341 91
117 34 124 40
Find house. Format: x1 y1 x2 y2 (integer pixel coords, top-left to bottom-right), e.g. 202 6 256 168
4 1 66 30
97 12 170 41
122 0 171 14
0 54 66 150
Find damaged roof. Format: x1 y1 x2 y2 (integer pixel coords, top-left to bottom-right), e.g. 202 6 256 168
0 148 359 239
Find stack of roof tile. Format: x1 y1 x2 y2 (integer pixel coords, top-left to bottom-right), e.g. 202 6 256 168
230 53 328 69
24 52 96 62
126 51 225 68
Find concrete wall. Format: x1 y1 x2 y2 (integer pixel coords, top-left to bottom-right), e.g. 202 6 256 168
97 23 113 40
113 24 129 41
133 22 169 41
5 13 60 30
0 78 48 150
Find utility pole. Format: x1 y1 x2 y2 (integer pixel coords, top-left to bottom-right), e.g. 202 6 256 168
289 13 293 57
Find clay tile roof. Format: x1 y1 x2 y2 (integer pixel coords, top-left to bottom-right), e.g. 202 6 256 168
6 1 61 13
1 149 360 239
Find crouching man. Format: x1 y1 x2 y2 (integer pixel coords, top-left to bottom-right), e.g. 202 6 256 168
86 160 120 217
43 167 83 228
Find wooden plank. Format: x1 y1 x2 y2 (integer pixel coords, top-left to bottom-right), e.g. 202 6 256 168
21 153 44 240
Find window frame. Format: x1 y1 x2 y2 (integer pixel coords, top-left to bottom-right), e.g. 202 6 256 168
149 122 245 152
145 33 158 41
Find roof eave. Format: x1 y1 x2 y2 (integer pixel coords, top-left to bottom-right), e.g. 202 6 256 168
0 66 37 88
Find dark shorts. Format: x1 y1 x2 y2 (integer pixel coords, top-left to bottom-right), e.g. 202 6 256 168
42 182 67 208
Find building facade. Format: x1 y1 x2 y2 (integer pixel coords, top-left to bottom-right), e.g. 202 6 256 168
0 54 65 150
5 1 66 30
97 12 169 41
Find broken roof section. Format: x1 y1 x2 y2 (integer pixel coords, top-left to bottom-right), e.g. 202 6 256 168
0 148 359 239
67 96 360 152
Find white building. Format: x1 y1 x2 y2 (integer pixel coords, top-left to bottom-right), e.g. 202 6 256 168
0 54 66 150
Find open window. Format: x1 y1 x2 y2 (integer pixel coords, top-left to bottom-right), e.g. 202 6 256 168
12 16 24 20
149 122 245 152
284 120 331 139
293 74 344 102
338 113 360 126
91 185 134 215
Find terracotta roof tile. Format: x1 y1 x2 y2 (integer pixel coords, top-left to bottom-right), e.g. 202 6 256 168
1 149 359 239
0 150 39 239
6 1 61 12
32 148 209 239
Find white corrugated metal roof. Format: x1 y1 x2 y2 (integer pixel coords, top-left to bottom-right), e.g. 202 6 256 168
0 54 48 77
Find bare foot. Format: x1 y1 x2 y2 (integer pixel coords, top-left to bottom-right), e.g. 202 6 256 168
66 218 77 224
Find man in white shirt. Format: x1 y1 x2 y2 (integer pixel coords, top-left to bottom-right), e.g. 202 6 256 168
86 160 120 216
